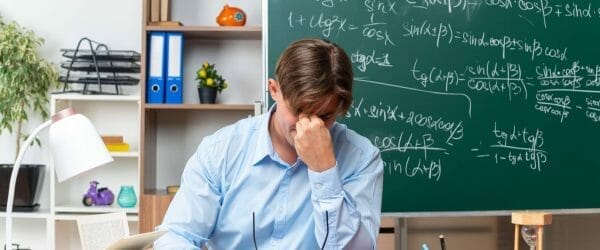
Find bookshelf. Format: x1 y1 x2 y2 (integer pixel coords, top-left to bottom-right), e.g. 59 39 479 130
138 0 263 232
47 93 141 248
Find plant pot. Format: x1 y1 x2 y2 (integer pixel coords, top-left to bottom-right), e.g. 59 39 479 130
198 87 217 104
0 164 45 212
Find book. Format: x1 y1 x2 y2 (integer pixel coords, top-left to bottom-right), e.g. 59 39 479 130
105 142 130 152
101 135 123 144
148 21 183 27
77 212 166 250
107 230 167 250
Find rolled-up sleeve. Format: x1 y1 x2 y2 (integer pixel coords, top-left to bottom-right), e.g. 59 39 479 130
308 148 384 249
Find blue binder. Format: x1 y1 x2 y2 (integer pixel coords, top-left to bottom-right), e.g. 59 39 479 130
165 32 184 104
146 32 166 103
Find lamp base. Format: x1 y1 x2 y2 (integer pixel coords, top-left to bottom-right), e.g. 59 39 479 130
0 203 39 212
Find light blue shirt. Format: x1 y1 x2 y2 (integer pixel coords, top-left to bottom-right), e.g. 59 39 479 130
155 106 384 249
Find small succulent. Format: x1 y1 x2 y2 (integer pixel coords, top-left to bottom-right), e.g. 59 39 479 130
195 61 227 92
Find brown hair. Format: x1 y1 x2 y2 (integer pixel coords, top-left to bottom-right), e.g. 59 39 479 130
274 38 353 116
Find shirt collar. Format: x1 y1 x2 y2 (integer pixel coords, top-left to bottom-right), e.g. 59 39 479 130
251 104 278 166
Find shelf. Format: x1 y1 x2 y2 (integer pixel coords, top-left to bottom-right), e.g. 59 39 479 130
144 189 175 196
0 209 51 219
55 204 138 214
55 214 139 222
145 25 261 40
51 93 140 102
110 151 140 158
144 103 255 111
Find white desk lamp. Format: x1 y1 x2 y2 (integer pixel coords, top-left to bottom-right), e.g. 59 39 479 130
4 108 113 249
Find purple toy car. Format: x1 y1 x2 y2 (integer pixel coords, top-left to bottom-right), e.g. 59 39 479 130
82 181 114 206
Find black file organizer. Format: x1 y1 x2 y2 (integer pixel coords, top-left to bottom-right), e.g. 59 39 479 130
57 37 141 95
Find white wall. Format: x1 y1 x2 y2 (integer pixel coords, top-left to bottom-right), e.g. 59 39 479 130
0 0 142 164
0 0 141 249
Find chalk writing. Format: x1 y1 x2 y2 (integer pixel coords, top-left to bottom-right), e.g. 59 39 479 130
536 61 583 89
373 133 445 159
364 0 399 15
585 97 600 122
479 123 548 172
287 11 396 46
404 111 464 146
405 0 481 13
351 49 394 72
316 0 348 8
410 59 530 101
384 157 443 181
353 78 473 117
402 19 569 61
409 0 600 29
534 93 571 122
347 97 464 145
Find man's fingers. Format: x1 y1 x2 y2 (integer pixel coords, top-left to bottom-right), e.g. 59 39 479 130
290 130 298 139
298 114 325 129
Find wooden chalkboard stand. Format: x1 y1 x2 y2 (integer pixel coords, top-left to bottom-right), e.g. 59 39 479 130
512 212 552 250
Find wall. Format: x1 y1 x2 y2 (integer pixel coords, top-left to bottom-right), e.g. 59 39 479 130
0 0 141 163
0 0 140 249
154 0 263 189
1 0 600 249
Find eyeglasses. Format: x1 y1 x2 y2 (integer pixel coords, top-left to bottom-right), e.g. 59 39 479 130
252 210 330 249
253 212 258 250
321 210 329 250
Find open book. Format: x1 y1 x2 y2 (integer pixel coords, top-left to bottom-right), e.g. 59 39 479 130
76 212 165 250
106 230 166 249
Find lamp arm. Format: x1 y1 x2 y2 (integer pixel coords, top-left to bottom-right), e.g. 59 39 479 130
5 119 52 250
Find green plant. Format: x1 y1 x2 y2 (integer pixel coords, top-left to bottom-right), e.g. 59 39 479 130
0 16 60 160
195 61 228 92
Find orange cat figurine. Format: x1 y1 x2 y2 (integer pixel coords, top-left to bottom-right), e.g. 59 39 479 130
216 5 247 26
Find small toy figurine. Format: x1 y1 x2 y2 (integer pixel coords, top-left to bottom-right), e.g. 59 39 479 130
82 180 114 206
216 5 247 26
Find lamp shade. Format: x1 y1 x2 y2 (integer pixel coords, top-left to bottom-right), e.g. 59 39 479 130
49 108 113 182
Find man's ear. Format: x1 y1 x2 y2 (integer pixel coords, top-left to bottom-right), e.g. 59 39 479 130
268 79 280 101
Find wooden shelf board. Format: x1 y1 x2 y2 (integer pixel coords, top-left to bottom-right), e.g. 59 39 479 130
144 103 255 111
143 189 175 196
145 25 261 40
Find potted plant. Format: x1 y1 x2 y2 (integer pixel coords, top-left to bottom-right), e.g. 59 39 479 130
0 16 60 158
0 16 59 211
195 61 228 104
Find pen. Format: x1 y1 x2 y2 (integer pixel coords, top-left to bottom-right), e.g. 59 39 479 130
439 235 446 250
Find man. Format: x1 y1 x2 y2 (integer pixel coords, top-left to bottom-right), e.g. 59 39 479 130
154 38 383 249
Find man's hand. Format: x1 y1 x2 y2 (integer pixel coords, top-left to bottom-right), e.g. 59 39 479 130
293 114 336 172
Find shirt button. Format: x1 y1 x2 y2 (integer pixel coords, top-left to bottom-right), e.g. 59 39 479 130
286 171 292 176
315 183 322 189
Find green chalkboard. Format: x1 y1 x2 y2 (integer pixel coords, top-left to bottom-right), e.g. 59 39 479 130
268 0 600 213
